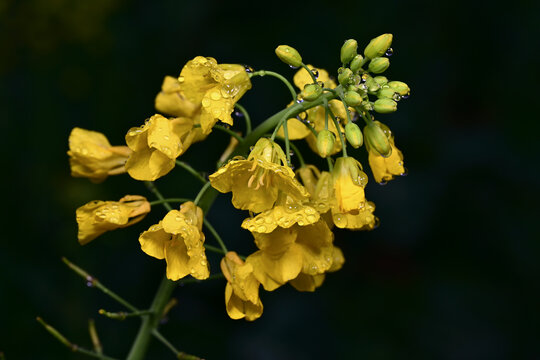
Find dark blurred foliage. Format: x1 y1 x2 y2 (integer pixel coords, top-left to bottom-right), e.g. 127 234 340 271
1 0 539 359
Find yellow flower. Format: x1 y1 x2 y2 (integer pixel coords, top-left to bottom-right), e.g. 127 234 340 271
300 166 378 230
139 202 209 281
209 138 309 213
221 251 263 321
68 128 131 183
289 245 345 292
246 219 334 291
241 193 320 233
174 56 251 134
76 195 150 245
155 76 198 118
125 114 196 181
367 121 406 184
332 157 368 213
295 165 321 195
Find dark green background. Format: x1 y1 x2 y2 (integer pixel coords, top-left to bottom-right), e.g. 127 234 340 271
1 0 539 359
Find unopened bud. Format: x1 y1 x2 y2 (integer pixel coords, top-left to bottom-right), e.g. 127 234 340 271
368 57 390 74
345 122 363 148
364 123 391 157
377 88 396 99
364 34 393 59
365 76 381 94
275 45 303 68
344 91 363 106
316 130 335 158
387 81 410 95
373 98 397 113
340 39 358 65
301 83 322 101
373 76 388 86
338 68 353 86
350 55 364 73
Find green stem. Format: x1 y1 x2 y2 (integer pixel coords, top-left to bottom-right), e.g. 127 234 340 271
88 319 103 355
301 63 318 83
62 258 138 312
204 243 227 256
213 124 244 143
203 219 228 253
126 276 177 360
324 98 348 157
194 182 212 206
37 317 119 360
149 198 191 206
98 309 153 320
175 161 207 184
235 103 252 135
144 182 173 211
276 137 305 168
151 331 202 360
249 70 297 101
327 157 334 172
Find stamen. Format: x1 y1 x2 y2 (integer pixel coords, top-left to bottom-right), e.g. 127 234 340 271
247 174 256 188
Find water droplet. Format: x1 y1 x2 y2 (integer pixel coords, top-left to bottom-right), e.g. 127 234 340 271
249 146 254 151
248 225 256 231
306 214 317 222
310 68 319 79
385 47 393 57
234 110 244 118
212 109 221 117
257 225 267 232
278 216 287 223
392 93 402 101
86 281 94 287
175 216 182 221
317 81 325 88
374 217 381 229
401 93 410 99
359 83 368 91
190 268 195 274
311 265 318 272
289 150 295 157
210 91 221 100
378 180 388 186
177 76 185 83
244 64 254 73
400 167 409 176
297 220 305 226
289 65 299 69
200 260 207 266
255 218 264 224
201 98 211 107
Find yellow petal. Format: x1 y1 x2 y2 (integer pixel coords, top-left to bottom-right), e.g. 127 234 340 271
293 66 334 90
247 248 303 291
332 157 366 212
147 115 181 159
289 273 325 292
276 117 311 140
224 283 263 321
328 246 345 272
332 201 378 230
139 223 169 259
164 237 191 281
155 76 198 117
199 85 235 134
368 139 405 183
178 56 220 105
294 221 334 275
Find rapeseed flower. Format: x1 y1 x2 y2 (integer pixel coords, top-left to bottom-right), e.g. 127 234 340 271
68 128 131 183
367 121 406 183
139 202 209 281
76 195 150 245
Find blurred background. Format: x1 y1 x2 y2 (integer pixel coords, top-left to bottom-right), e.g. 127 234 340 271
1 0 539 359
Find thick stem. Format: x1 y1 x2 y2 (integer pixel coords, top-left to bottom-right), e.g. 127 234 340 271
125 277 176 360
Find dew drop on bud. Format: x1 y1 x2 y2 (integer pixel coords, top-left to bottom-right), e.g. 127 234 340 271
392 93 402 101
385 47 394 57
310 68 319 79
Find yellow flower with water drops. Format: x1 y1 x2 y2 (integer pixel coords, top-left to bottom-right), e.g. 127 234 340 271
246 219 334 291
209 138 309 213
139 202 209 281
176 56 252 134
155 76 199 118
76 195 150 245
221 251 263 321
332 157 368 213
68 127 131 183
125 114 195 181
241 193 320 233
332 201 378 230
289 245 345 292
367 121 406 184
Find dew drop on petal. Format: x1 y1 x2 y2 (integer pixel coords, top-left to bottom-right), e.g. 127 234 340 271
385 48 394 57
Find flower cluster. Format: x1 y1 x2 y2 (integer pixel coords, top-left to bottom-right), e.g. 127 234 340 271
67 34 409 323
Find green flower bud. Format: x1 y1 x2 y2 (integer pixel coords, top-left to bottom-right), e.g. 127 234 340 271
373 98 397 113
344 90 363 106
338 68 353 86
373 76 388 86
316 130 335 158
301 83 322 101
368 57 390 74
275 45 303 68
340 39 358 65
364 33 393 59
365 76 381 94
350 55 364 73
364 123 391 157
387 81 410 95
345 122 363 148
377 88 396 99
